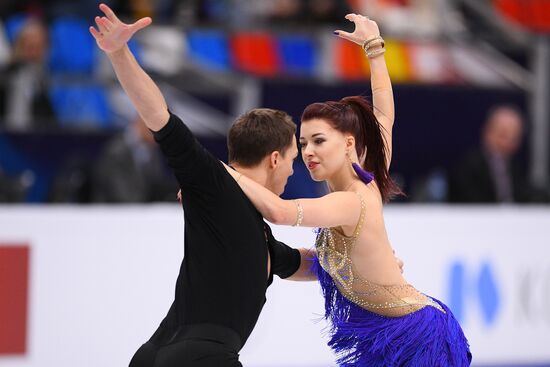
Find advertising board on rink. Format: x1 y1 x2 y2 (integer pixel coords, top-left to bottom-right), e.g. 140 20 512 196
0 205 548 366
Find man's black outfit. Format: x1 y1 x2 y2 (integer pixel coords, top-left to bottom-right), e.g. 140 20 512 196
129 113 301 367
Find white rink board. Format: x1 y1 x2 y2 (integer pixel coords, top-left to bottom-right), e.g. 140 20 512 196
0 205 549 366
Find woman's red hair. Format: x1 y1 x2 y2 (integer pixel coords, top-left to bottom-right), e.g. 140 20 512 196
301 96 402 202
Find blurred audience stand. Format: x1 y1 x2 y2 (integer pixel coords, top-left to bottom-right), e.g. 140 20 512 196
112 0 180 23
195 0 350 26
268 0 350 25
410 168 449 203
0 20 10 66
0 18 57 130
0 165 34 202
448 106 547 204
90 115 177 203
1 0 180 22
350 0 441 38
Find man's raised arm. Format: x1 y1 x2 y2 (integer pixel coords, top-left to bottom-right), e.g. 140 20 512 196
90 3 168 131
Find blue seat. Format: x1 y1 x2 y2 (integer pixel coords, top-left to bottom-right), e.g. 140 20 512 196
49 17 95 74
49 84 112 128
277 35 316 76
187 30 230 71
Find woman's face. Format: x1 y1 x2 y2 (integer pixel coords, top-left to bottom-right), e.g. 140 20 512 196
299 119 350 182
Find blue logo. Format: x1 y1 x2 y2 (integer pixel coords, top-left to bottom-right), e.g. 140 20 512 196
448 261 501 326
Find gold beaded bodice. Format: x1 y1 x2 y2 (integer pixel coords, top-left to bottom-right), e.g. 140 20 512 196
315 195 445 317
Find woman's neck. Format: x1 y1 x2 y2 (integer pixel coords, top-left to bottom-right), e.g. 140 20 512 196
327 164 360 192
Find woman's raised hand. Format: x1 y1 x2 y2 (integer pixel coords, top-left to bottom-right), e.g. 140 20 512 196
334 14 380 46
89 3 152 54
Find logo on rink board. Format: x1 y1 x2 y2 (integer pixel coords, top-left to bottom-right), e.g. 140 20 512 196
448 260 501 326
0 245 29 355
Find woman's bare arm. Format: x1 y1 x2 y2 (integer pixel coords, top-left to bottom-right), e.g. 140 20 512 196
223 163 362 229
335 14 394 168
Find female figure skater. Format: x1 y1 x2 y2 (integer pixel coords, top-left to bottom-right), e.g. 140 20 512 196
225 14 471 366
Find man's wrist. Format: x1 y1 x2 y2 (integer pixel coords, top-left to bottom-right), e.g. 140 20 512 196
107 45 130 59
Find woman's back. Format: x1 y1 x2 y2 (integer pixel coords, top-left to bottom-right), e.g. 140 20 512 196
316 184 445 317
350 183 403 285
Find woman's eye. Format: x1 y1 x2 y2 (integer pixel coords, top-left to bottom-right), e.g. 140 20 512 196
315 139 324 145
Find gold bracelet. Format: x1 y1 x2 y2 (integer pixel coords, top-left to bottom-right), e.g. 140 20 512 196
293 200 303 227
361 35 380 51
366 47 386 59
365 37 385 51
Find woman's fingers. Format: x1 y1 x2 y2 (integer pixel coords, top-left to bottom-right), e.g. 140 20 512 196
345 13 363 23
334 30 354 41
338 13 379 45
345 13 373 27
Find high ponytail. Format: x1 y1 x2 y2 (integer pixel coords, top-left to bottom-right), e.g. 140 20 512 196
301 96 402 202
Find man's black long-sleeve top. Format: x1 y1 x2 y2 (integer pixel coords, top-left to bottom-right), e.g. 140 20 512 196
149 112 301 349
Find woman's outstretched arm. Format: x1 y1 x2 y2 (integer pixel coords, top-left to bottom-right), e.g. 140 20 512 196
335 14 394 168
223 164 362 229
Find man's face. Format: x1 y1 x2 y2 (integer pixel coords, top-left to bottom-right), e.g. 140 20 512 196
484 110 523 158
16 22 48 63
269 138 299 196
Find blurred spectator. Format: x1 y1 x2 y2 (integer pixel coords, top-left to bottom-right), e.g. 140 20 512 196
0 165 34 202
91 115 177 203
448 106 534 203
0 18 56 130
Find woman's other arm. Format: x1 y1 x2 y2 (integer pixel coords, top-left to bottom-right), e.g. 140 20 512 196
335 14 394 168
223 163 362 229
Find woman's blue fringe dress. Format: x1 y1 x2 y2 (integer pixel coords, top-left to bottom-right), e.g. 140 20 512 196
312 199 472 366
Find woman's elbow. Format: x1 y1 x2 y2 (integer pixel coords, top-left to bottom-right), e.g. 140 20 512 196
268 209 287 225
267 204 293 225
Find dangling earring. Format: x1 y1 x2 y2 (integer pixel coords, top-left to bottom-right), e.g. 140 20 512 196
347 150 375 184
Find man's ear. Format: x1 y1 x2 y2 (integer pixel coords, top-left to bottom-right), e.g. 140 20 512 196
269 151 280 168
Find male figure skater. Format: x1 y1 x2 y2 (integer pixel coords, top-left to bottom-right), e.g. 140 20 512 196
90 5 311 366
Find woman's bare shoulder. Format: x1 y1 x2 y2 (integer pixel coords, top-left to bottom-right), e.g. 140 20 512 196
357 182 383 207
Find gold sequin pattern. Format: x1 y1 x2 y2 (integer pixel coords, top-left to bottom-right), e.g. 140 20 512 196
316 195 445 317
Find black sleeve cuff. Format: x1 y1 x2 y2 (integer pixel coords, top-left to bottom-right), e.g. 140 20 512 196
278 247 301 279
153 112 180 143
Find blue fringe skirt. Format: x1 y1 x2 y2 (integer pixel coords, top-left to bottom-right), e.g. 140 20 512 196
313 259 472 367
